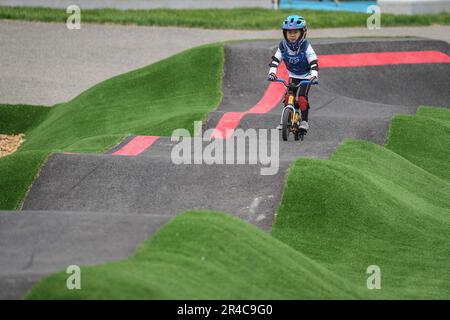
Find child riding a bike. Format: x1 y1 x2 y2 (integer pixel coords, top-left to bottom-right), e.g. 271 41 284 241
268 15 319 133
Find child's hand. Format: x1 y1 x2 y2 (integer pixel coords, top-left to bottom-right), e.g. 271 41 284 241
267 73 277 81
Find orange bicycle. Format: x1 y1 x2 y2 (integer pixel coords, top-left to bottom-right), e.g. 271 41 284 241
273 77 318 141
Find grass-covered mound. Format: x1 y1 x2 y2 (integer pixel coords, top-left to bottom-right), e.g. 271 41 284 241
273 107 450 299
386 107 450 182
26 107 450 299
25 211 363 300
0 104 50 135
0 43 224 209
0 150 48 210
0 104 51 209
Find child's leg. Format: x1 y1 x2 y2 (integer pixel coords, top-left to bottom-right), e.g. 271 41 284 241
290 78 310 117
297 79 311 122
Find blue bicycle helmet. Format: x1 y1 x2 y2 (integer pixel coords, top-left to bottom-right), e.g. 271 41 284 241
282 15 307 50
282 15 306 30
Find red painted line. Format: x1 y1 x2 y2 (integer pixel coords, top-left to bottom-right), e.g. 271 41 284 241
320 51 450 68
210 112 248 139
210 50 450 140
247 63 289 114
113 135 160 156
210 63 288 139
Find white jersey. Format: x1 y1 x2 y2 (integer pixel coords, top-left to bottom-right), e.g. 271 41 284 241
269 41 319 79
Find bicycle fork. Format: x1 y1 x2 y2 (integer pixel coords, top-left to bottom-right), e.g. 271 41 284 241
280 105 292 126
280 105 300 131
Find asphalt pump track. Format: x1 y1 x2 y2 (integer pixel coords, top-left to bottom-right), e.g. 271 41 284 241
1 38 449 299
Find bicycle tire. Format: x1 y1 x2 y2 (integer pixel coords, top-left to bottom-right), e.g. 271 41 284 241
282 108 292 141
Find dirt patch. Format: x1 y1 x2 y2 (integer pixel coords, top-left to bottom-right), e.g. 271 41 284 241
0 134 25 158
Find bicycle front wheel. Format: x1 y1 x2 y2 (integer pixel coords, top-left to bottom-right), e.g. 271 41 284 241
282 108 292 141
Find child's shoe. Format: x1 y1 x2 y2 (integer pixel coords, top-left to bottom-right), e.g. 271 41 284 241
299 120 309 132
276 124 282 130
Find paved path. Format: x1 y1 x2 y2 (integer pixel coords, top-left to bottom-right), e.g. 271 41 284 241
1 20 449 105
0 210 170 299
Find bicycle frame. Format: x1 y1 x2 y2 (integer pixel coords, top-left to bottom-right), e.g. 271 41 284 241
275 78 317 131
280 104 298 131
271 77 318 140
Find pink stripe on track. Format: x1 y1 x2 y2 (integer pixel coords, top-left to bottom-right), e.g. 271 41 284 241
210 63 288 139
113 135 160 156
320 51 450 68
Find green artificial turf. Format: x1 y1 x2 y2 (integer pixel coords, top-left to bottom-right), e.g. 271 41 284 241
0 151 49 210
25 210 363 300
0 104 51 209
0 43 224 209
273 108 450 299
1 7 449 29
0 104 51 135
386 107 450 182
26 107 450 299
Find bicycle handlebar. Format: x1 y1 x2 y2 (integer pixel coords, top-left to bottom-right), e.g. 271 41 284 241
271 77 319 87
